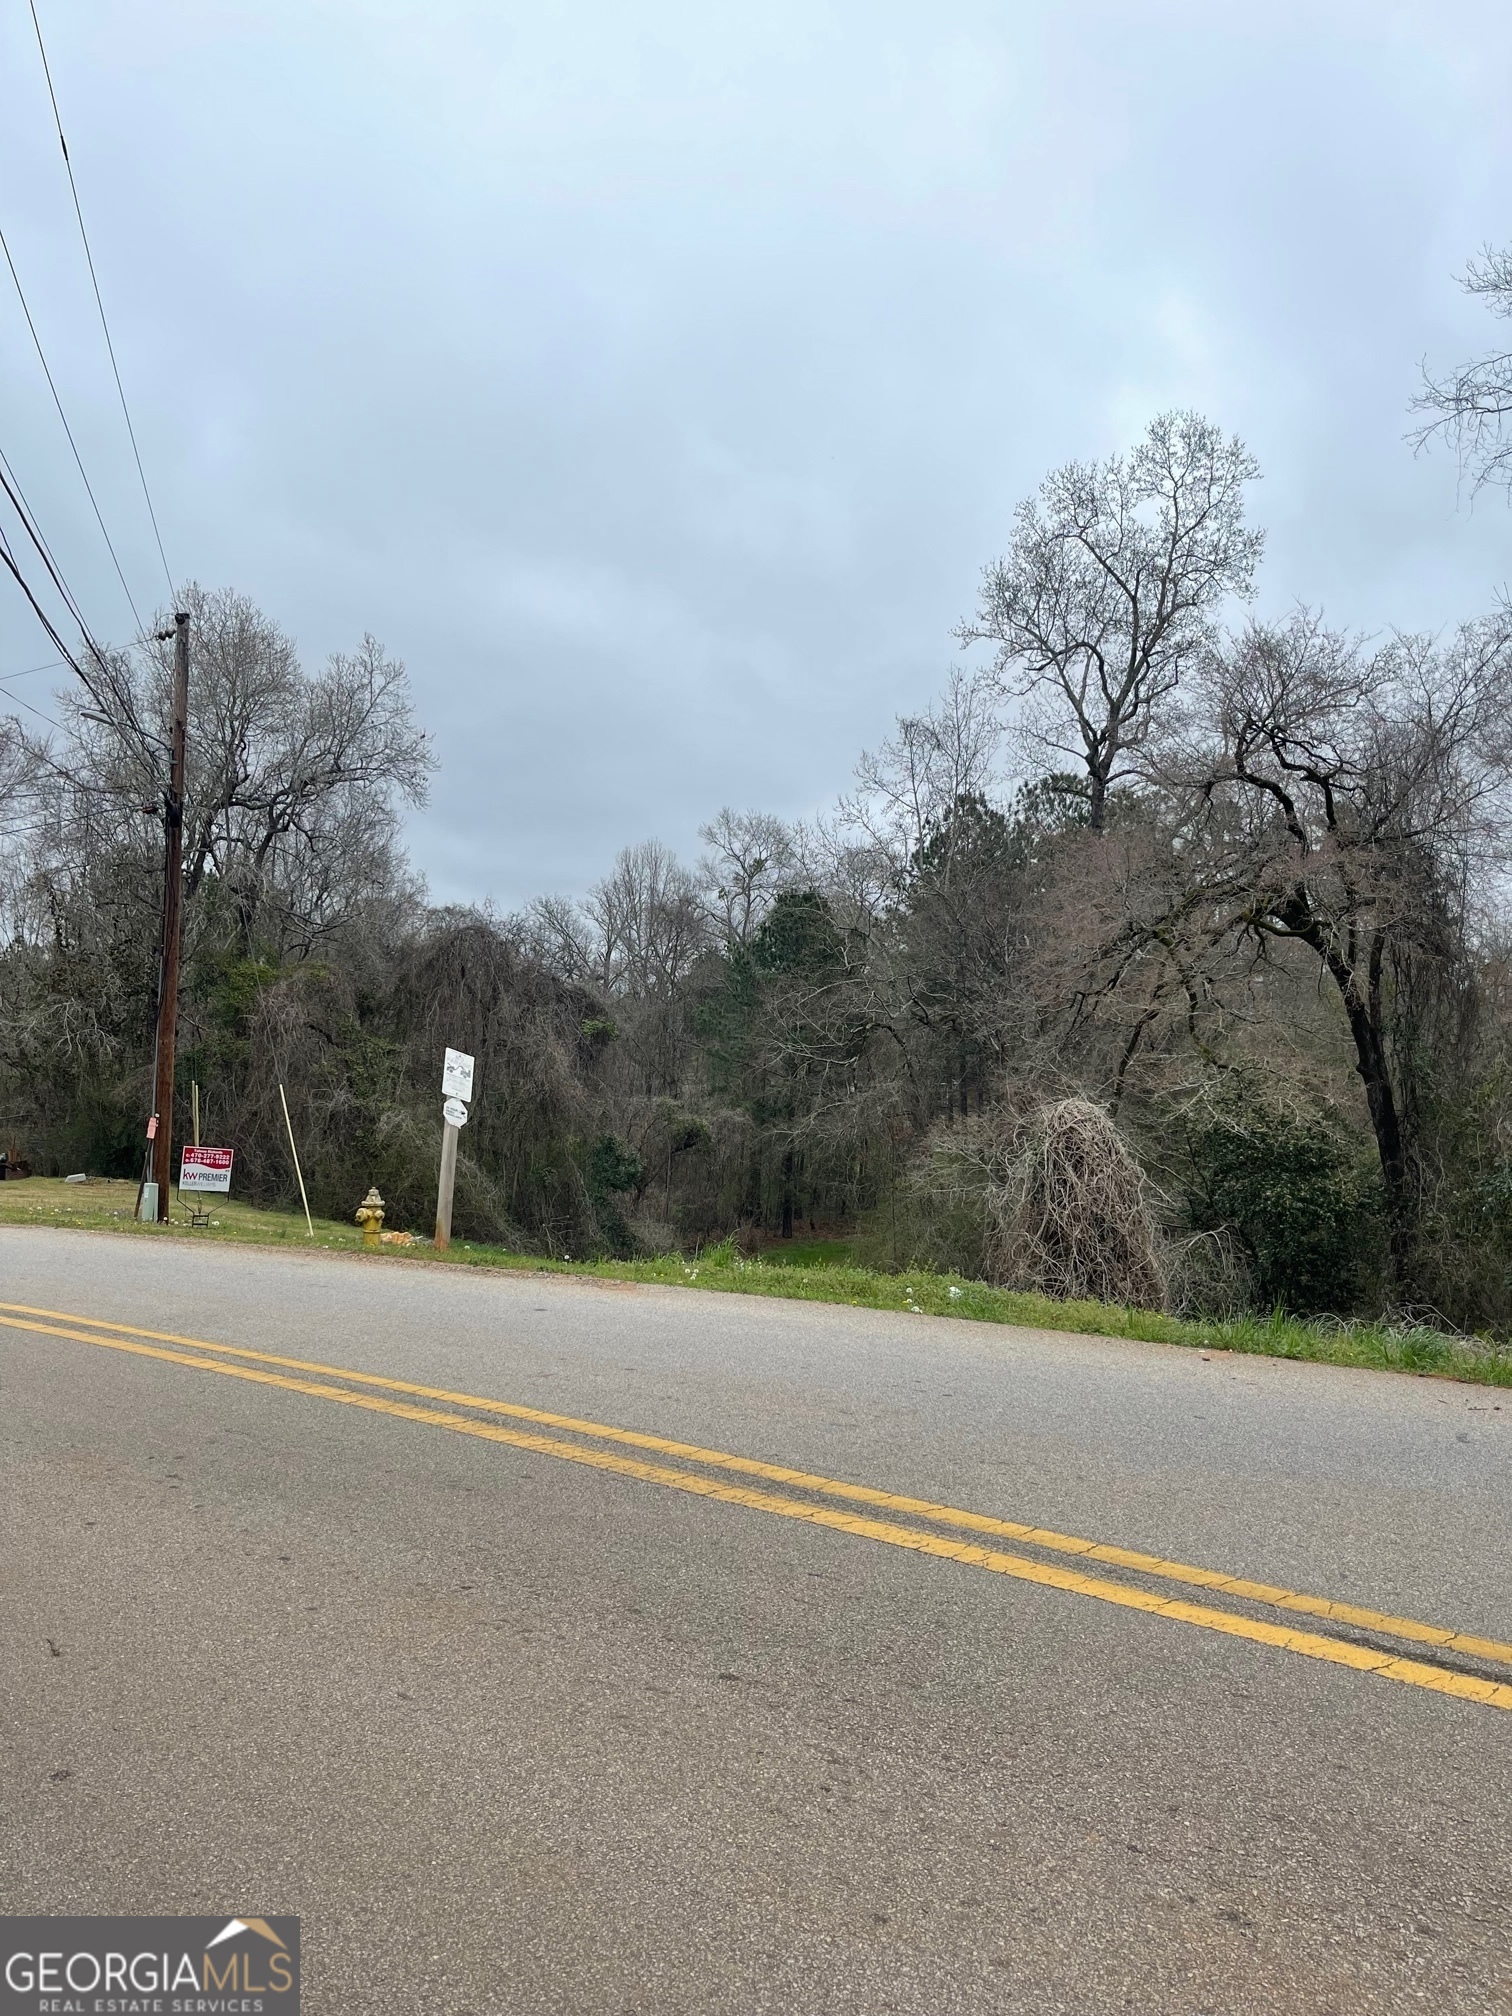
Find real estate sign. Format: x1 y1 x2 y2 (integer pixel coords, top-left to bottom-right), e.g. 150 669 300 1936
180 1145 234 1194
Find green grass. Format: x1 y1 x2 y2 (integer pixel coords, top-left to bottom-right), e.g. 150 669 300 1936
0 1177 373 1250
3 1178 1509 1390
751 1237 857 1269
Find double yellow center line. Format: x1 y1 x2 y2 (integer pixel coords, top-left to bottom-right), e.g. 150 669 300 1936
4 1298 1511 1714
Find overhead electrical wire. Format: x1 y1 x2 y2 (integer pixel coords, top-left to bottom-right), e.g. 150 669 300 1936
0 446 163 754
0 656 66 681
27 0 174 603
0 525 87 685
0 1 180 845
0 222 144 634
0 444 107 667
0 665 65 734
0 522 159 819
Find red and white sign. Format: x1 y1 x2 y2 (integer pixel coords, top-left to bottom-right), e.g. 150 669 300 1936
180 1145 234 1194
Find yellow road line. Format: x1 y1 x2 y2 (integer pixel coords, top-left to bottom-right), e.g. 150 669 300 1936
4 1299 1510 1671
4 1310 1512 1715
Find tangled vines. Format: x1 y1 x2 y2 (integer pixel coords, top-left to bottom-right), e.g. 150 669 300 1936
987 1097 1167 1308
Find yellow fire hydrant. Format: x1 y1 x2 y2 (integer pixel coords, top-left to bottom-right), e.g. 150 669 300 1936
356 1186 385 1248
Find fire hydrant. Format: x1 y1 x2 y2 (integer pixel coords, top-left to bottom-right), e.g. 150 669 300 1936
355 1186 385 1248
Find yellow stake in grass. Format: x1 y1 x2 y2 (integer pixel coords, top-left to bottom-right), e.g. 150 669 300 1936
277 1082 315 1240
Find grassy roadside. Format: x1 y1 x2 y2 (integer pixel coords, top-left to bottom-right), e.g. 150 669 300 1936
3 1178 1510 1391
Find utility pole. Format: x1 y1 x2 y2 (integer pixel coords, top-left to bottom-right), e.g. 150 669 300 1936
149 611 190 1222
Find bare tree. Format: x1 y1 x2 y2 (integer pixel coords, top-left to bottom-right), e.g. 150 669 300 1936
1412 244 1512 494
0 712 37 857
28 585 434 959
1184 609 1512 1280
960 412 1263 832
697 808 799 948
842 668 1003 878
579 840 709 999
164 587 432 953
526 894 604 989
531 841 712 1095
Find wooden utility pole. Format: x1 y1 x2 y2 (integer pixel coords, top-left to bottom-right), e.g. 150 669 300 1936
149 611 190 1221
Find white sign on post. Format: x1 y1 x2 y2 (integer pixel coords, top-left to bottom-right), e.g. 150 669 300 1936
441 1047 475 1103
434 1048 473 1254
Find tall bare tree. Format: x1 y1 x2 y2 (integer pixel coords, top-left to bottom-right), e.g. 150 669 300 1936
960 412 1262 832
532 840 708 1000
530 841 712 1096
697 808 799 948
1184 609 1512 1280
166 586 432 954
1412 244 1512 494
843 668 1003 879
31 584 434 960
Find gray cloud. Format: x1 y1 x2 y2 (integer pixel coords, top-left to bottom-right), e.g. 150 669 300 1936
3 0 1510 902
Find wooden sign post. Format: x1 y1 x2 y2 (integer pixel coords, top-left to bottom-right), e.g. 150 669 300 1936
434 1049 474 1251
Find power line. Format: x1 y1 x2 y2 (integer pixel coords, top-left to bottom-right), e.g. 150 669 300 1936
0 588 86 721
0 671 65 734
0 519 86 685
0 656 66 681
0 531 160 818
27 0 174 602
0 443 108 663
0 451 164 756
0 220 145 633
0 443 92 630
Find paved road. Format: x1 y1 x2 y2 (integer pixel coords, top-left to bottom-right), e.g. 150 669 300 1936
2 1226 1510 2014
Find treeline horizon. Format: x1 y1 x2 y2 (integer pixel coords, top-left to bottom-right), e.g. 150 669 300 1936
8 347 1512 1328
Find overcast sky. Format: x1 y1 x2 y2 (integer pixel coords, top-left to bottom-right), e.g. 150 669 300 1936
3 0 1511 906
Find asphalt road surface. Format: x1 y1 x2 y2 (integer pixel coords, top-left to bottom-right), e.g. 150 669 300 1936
3 1226 1510 2015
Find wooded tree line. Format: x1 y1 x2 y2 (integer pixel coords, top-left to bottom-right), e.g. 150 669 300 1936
6 263 1512 1325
